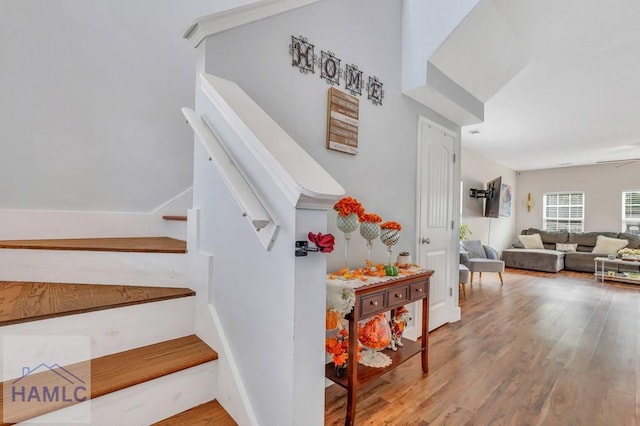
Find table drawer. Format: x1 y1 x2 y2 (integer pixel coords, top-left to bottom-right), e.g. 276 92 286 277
360 292 386 316
409 281 427 300
387 286 409 307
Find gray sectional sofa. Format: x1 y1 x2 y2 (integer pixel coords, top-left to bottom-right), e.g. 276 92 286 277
501 228 640 273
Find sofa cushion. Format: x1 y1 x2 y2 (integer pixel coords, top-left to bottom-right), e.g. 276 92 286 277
525 228 569 244
564 252 600 273
502 248 564 273
592 235 629 254
556 243 578 252
569 231 618 248
619 233 640 249
519 234 544 249
461 240 486 259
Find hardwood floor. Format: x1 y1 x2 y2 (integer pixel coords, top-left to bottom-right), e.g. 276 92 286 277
325 268 640 425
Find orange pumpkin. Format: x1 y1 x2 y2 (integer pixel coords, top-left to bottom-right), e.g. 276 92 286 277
326 309 340 330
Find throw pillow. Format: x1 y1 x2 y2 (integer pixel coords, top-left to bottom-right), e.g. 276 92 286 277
519 233 544 249
555 243 578 252
461 240 487 259
592 235 628 255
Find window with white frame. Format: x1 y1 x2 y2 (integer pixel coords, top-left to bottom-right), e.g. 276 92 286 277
623 191 640 234
543 192 584 232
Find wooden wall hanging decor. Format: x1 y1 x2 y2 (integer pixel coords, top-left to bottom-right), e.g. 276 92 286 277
326 87 359 155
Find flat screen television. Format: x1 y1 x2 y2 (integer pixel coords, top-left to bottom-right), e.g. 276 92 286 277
484 176 502 218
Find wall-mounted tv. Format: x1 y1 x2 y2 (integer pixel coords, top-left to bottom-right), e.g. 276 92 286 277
484 176 502 218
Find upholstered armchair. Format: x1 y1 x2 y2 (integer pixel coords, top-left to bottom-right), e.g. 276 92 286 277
460 240 505 285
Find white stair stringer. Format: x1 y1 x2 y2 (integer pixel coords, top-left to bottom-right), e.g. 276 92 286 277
17 361 217 425
0 297 195 382
0 249 189 287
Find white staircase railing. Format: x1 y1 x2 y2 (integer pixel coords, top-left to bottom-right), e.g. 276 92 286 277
182 107 279 250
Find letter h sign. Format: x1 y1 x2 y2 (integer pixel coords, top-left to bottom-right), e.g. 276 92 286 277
290 36 317 74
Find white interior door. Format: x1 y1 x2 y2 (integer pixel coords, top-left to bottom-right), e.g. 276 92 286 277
417 117 455 332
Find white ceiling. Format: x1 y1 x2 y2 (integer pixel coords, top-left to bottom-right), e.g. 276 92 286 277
429 0 640 171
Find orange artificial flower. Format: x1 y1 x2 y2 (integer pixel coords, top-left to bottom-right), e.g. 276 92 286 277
333 196 365 217
325 328 362 368
359 212 383 223
380 221 402 231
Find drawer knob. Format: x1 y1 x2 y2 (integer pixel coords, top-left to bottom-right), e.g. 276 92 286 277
370 300 378 306
395 294 403 298
416 288 423 293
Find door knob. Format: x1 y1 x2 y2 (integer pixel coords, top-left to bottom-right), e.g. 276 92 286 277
421 237 431 244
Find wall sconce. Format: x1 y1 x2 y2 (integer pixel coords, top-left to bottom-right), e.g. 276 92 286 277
522 192 535 212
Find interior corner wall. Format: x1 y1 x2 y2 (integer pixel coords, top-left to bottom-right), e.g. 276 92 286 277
516 163 640 233
0 0 256 212
460 148 517 252
203 0 459 273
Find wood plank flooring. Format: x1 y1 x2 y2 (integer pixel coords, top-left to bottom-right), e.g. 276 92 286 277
0 281 194 326
0 237 186 253
0 335 217 425
153 400 237 425
325 268 640 425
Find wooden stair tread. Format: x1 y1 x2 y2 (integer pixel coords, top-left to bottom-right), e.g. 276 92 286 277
152 400 237 425
0 236 186 253
162 215 187 221
0 281 195 327
0 335 217 425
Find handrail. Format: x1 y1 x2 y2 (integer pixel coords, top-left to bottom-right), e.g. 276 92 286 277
199 73 344 209
181 107 279 250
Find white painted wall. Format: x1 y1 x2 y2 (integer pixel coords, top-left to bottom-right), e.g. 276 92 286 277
460 148 517 252
0 0 257 212
401 0 480 92
516 163 640 233
202 0 459 273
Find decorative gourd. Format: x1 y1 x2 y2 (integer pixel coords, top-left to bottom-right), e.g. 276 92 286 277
326 309 340 330
384 264 399 276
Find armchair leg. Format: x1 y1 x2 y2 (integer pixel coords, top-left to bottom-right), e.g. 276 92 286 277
498 272 504 285
470 272 474 286
459 282 466 299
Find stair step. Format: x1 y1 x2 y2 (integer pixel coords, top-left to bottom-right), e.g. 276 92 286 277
1 335 217 424
0 281 194 327
162 215 188 221
0 236 186 253
153 400 237 425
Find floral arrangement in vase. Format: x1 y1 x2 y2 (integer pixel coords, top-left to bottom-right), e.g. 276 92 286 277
359 212 382 270
380 221 402 276
333 196 365 271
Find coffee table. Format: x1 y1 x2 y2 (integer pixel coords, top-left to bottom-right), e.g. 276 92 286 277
594 257 640 284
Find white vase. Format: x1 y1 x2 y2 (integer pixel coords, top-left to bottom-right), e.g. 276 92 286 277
359 222 380 241
397 253 412 267
336 212 359 234
380 229 400 246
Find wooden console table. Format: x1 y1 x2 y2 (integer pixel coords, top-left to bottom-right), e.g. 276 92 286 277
325 270 433 426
